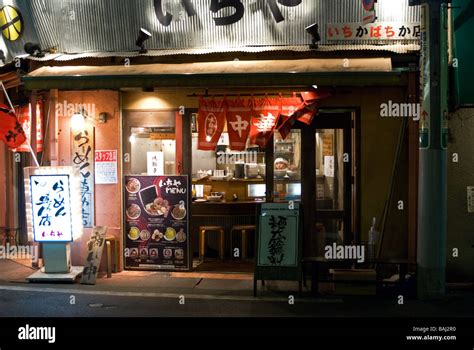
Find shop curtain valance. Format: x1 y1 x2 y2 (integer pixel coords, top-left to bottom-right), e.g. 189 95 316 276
197 90 331 151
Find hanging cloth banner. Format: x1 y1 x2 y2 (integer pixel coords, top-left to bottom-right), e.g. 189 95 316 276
14 101 44 153
249 96 281 148
226 97 252 151
296 89 332 125
197 98 226 151
0 103 27 149
277 95 304 139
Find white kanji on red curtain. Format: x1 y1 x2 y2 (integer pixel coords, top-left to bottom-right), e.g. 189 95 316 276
226 97 252 151
197 98 227 151
248 96 281 148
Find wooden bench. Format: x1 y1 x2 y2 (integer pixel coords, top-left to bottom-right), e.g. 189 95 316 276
302 257 415 296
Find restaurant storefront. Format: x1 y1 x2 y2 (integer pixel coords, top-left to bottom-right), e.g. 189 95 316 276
1 0 421 277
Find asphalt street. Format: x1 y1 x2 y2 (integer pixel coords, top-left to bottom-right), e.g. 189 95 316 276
0 283 473 318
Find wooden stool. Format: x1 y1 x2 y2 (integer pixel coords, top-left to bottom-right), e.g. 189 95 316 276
230 225 256 259
199 226 225 261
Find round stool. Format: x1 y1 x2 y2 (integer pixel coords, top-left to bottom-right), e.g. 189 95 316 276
230 225 256 260
199 226 225 261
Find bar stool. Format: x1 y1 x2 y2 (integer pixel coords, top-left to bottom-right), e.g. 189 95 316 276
230 225 256 260
199 226 225 261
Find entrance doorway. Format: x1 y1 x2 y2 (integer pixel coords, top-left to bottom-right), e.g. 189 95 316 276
297 110 359 258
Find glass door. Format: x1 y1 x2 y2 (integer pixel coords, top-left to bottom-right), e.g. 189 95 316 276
299 112 354 257
315 128 352 253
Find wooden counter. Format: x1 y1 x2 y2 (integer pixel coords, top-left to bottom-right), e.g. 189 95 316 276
192 201 261 216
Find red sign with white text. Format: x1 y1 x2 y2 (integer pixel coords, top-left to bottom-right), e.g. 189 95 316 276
14 102 43 152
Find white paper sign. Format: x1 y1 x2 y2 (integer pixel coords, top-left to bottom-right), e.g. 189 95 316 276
30 175 73 242
147 152 164 175
467 186 474 213
324 156 335 178
95 150 118 184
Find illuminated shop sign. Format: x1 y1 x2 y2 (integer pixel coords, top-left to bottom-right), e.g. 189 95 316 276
153 0 302 27
25 167 83 243
30 175 73 242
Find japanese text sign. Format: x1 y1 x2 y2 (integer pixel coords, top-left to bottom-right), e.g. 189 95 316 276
30 174 73 242
257 203 300 267
95 150 118 184
327 22 421 42
72 125 95 227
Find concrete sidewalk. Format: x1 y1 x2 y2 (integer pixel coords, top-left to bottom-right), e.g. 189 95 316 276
1 259 474 318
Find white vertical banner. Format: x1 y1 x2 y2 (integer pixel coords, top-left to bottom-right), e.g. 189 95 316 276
71 125 95 228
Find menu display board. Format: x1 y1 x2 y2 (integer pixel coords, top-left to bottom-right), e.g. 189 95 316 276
124 175 189 270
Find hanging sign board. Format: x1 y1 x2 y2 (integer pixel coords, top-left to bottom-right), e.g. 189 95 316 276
124 175 190 271
254 203 302 296
14 102 43 152
71 125 95 227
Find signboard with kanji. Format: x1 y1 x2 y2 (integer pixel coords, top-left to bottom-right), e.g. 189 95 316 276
254 203 302 296
30 174 73 242
81 226 107 285
326 22 421 42
72 125 95 227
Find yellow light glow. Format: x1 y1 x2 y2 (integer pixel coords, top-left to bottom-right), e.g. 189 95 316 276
70 113 86 131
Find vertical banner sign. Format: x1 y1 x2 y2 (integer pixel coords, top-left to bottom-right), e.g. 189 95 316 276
81 226 107 285
15 102 43 152
226 98 252 151
72 125 95 227
197 98 226 150
249 97 281 148
30 174 73 242
440 3 449 150
124 175 189 270
420 3 430 149
94 150 118 184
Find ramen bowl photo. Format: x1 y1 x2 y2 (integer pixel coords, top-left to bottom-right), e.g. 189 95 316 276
126 204 141 220
126 178 141 193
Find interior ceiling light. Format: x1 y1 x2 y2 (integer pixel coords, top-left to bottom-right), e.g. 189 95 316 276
136 28 152 54
24 42 45 58
305 23 321 50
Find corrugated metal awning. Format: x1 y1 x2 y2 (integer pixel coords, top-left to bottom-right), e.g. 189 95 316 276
24 44 420 62
23 58 409 90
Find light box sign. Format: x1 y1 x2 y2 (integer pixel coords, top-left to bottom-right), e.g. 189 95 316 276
30 174 73 242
